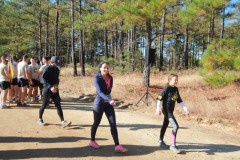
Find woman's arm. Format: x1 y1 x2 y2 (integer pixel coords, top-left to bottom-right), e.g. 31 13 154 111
94 77 112 102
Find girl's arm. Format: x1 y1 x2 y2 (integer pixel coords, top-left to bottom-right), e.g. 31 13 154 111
176 88 189 114
179 102 189 115
156 100 162 115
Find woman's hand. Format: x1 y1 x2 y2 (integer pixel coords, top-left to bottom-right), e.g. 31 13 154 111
110 100 116 106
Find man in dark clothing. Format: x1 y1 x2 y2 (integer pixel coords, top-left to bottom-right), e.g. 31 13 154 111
38 56 71 128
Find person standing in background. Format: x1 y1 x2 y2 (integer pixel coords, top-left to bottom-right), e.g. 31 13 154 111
9 56 18 103
38 56 50 100
27 57 40 103
17 54 30 107
0 54 11 108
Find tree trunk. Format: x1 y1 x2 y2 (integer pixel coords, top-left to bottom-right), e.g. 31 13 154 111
71 0 77 76
55 0 59 56
79 0 85 76
38 0 42 60
208 11 215 43
45 0 49 57
132 25 136 71
114 24 118 59
221 7 225 39
104 27 108 58
143 18 152 86
159 9 166 71
119 20 124 57
183 23 189 69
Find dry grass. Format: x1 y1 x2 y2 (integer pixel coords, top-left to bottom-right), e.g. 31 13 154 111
59 67 240 129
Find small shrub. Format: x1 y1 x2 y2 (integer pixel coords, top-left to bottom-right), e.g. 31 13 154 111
115 66 127 74
204 70 238 87
85 63 98 72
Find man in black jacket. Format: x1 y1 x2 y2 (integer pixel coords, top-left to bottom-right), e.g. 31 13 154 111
38 56 71 128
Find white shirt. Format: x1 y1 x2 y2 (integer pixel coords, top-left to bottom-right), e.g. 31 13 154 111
0 63 9 82
17 61 29 79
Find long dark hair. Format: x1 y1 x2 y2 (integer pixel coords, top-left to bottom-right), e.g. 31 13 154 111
98 62 109 71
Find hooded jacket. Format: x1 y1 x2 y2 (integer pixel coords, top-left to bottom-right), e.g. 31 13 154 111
94 71 113 105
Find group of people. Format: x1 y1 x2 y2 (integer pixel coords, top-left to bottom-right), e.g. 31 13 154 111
0 54 47 108
0 54 71 128
0 54 37 108
0 55 190 154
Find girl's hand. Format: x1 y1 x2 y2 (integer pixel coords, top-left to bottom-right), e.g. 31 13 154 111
156 111 161 115
184 110 190 116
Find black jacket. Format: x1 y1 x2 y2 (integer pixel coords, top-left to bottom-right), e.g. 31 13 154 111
42 65 60 92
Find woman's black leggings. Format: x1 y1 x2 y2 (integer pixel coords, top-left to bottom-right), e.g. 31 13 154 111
91 102 119 146
160 111 179 146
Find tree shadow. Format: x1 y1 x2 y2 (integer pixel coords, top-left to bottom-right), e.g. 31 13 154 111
69 123 187 131
0 136 98 143
0 144 160 159
178 142 240 155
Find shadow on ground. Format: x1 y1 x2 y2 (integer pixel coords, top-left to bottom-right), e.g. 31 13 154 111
178 142 240 156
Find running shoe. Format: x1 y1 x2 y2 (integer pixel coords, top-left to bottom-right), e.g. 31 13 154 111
170 145 182 154
26 99 32 104
31 98 39 103
115 145 128 153
89 141 101 149
10 97 15 103
21 103 30 107
0 104 8 109
61 120 71 128
159 141 169 149
17 102 21 107
38 119 45 126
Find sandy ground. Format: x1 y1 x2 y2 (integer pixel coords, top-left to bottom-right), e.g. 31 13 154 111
0 95 240 160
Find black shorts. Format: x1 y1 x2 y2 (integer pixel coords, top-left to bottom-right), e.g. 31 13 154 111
0 81 11 90
18 78 29 87
30 79 40 87
39 83 43 90
11 78 18 85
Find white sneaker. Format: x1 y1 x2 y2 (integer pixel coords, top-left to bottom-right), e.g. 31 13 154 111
170 145 182 154
38 119 46 126
61 120 71 128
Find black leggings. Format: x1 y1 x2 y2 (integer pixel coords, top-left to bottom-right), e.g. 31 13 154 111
160 111 179 146
91 102 119 146
39 91 64 122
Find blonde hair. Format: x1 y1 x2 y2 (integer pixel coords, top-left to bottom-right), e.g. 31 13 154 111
168 74 178 82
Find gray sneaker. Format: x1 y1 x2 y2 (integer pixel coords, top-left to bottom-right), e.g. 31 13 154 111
159 141 169 149
170 145 182 154
38 119 45 126
0 104 10 109
61 120 71 128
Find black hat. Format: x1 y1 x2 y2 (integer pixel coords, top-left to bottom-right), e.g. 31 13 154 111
51 56 60 66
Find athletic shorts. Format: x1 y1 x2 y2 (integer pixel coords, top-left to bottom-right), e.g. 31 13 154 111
0 81 11 90
18 78 29 87
39 83 43 90
30 79 40 87
11 78 18 85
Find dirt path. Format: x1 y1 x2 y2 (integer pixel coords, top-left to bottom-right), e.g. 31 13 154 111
0 97 239 160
